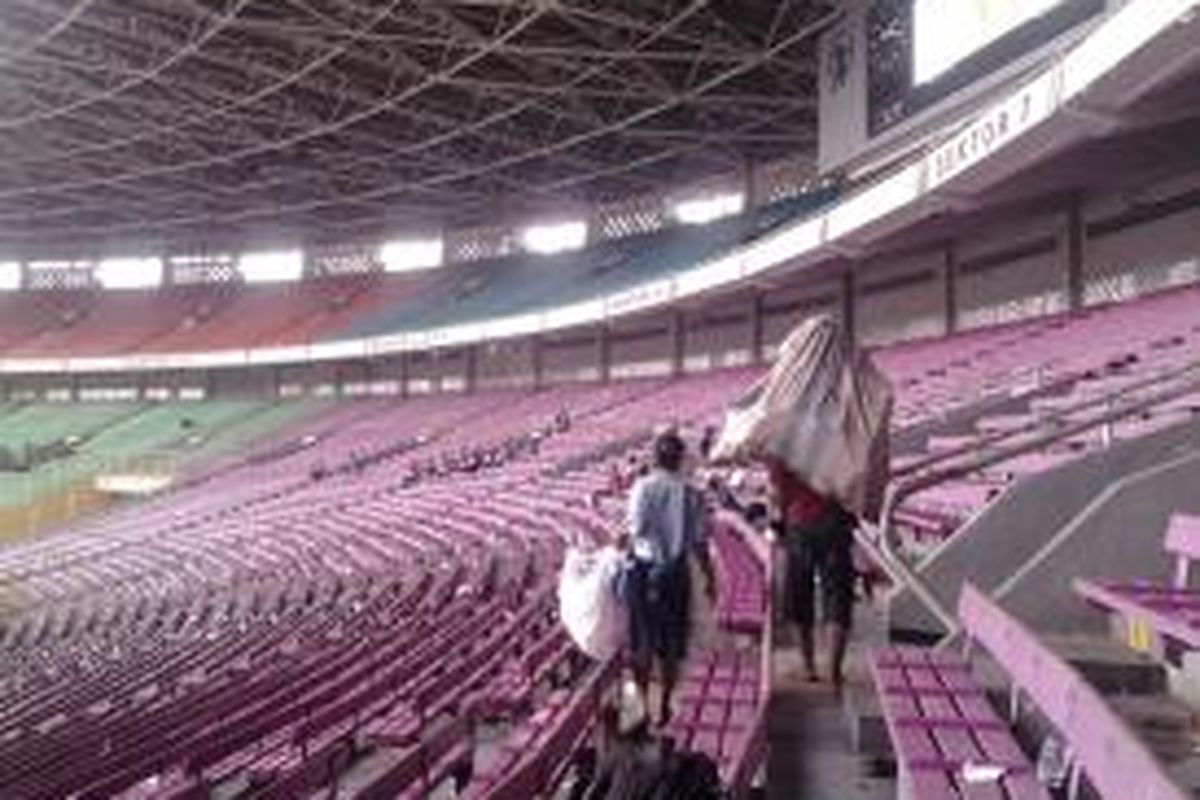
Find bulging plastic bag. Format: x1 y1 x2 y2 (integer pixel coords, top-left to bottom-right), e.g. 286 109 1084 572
1035 734 1071 789
558 546 628 660
712 316 892 521
688 557 720 651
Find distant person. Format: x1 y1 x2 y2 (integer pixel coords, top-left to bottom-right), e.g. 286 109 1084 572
624 453 642 481
698 425 717 460
591 462 626 509
767 458 856 691
624 431 716 726
705 473 741 514
743 492 771 530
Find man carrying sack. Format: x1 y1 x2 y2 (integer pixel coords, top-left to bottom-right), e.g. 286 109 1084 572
712 316 891 691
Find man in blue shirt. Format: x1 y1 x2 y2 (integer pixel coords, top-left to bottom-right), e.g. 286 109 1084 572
625 431 717 726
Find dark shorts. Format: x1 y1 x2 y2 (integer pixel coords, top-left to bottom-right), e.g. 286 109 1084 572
627 559 691 665
785 507 856 629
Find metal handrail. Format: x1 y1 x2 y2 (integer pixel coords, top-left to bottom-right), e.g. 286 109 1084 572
892 355 1200 481
901 364 1200 495
870 361 1200 640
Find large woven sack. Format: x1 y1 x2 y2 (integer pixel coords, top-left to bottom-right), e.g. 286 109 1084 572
712 316 892 520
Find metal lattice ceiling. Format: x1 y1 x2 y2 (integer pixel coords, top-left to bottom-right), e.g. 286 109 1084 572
0 0 835 255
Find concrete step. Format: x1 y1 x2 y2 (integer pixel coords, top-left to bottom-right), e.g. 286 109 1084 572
317 747 394 799
1045 633 1167 695
1109 692 1200 794
843 678 888 758
1166 755 1200 796
1106 693 1199 766
770 645 895 799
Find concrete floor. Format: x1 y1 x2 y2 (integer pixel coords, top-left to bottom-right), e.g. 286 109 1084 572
765 599 897 800
766 646 895 800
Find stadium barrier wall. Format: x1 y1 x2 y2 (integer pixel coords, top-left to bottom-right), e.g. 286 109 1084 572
0 476 112 542
887 418 1200 638
994 444 1200 635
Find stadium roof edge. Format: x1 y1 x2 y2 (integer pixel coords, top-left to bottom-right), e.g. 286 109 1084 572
0 0 1197 376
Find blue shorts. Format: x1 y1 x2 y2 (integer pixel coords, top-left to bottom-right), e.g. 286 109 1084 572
627 559 691 665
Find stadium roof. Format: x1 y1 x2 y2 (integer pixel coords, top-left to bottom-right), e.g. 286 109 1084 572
0 0 834 253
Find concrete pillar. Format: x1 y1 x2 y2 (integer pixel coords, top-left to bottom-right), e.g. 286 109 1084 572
464 346 478 394
742 160 758 209
840 269 857 351
597 324 611 384
943 242 959 335
531 336 545 390
333 364 347 398
670 310 686 378
586 205 606 247
1065 194 1085 312
750 293 766 364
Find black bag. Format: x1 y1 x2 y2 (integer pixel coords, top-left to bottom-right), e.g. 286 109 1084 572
579 735 722 800
643 749 722 800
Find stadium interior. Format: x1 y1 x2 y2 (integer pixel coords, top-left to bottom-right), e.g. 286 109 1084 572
1 1 1199 798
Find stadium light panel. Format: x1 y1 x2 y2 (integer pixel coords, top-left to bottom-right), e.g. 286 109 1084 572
96 257 163 289
239 250 304 283
28 259 89 270
379 238 443 272
914 0 1066 85
170 254 234 265
0 261 19 290
521 221 587 255
673 192 745 225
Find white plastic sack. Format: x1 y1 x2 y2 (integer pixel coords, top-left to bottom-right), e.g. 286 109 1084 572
558 546 627 660
713 315 893 520
688 557 720 651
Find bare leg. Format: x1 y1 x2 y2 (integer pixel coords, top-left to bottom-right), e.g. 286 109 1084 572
829 623 849 694
632 654 652 716
799 623 818 682
659 658 679 726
